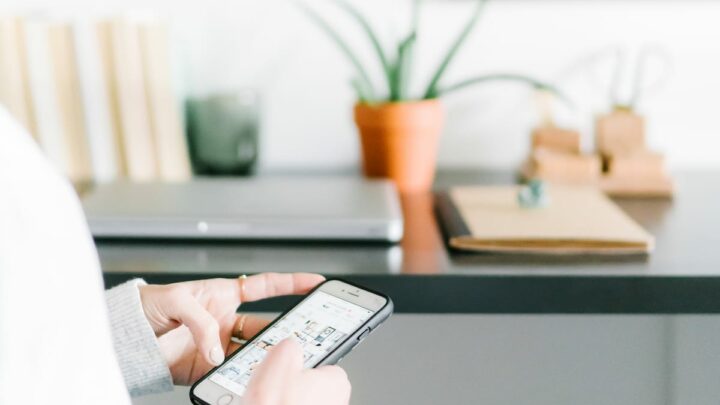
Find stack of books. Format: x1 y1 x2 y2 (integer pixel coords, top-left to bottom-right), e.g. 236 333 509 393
0 14 191 184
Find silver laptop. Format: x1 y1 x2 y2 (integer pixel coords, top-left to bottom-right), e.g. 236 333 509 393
82 177 403 242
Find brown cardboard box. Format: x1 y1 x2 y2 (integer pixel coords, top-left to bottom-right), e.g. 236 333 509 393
607 151 666 179
532 126 581 154
529 148 601 183
600 176 674 198
596 109 645 158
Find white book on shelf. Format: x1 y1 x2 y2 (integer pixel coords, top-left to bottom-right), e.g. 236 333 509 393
24 18 69 176
96 20 126 178
109 17 157 181
0 16 35 137
48 20 93 183
73 19 120 183
139 19 191 181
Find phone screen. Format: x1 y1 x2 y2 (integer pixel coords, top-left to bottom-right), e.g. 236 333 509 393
209 290 377 396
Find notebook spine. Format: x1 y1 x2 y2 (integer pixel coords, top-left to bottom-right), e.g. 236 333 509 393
433 191 470 241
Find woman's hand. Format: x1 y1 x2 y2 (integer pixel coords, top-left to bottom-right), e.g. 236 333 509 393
244 339 351 405
138 273 324 385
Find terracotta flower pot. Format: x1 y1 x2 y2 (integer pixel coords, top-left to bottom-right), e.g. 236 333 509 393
354 100 444 193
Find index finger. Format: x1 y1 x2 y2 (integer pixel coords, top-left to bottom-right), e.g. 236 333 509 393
240 273 325 303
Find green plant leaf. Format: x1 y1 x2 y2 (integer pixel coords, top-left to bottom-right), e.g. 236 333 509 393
393 33 417 101
298 2 377 101
351 78 370 103
422 0 486 100
333 0 393 95
437 73 573 107
396 0 421 101
388 59 400 101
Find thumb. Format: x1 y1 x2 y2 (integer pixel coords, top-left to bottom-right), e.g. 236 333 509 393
169 297 224 366
245 339 303 400
258 338 304 377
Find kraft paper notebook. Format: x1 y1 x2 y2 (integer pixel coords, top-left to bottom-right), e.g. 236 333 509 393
435 185 654 255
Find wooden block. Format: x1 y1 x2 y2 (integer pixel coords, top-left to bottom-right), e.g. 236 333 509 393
607 151 666 179
532 126 581 154
596 110 645 158
600 175 674 198
528 148 601 183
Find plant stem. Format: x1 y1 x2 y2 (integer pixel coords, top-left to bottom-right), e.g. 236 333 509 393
351 78 370 103
393 33 417 101
437 73 572 107
422 0 487 100
397 0 421 100
299 2 377 101
334 0 393 97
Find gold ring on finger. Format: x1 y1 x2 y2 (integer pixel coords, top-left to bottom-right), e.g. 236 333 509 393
232 314 248 340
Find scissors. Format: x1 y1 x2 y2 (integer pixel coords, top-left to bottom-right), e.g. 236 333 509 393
589 43 673 110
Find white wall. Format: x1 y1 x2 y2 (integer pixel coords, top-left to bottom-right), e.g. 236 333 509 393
5 0 720 171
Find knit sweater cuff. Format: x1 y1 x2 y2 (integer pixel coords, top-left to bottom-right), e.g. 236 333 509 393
105 279 173 397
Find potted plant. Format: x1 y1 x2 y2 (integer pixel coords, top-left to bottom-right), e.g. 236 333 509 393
302 0 563 192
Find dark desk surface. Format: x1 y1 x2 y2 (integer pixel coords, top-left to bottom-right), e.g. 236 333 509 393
100 171 720 314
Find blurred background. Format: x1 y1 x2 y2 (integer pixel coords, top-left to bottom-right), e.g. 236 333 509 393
2 0 718 177
3 1 720 405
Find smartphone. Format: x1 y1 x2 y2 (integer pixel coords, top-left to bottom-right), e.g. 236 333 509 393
190 279 393 405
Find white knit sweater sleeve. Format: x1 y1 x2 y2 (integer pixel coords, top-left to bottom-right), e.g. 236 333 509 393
105 279 174 397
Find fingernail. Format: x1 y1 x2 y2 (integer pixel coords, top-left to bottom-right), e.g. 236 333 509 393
210 345 224 366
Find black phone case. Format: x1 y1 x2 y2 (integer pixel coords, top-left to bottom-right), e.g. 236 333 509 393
189 278 394 405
